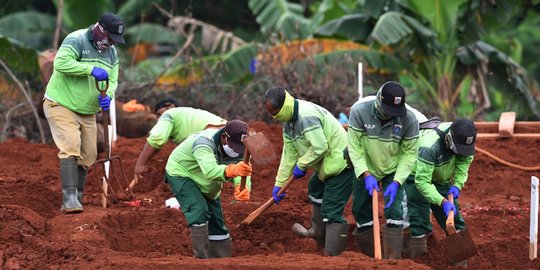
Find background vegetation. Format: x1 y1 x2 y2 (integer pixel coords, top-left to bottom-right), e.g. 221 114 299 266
1 0 540 142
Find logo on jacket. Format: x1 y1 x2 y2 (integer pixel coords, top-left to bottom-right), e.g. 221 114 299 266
392 124 402 135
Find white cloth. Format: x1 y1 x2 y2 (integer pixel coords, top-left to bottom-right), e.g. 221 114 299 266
165 197 181 209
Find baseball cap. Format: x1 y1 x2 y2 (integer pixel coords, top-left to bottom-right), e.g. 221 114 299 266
98 13 125 44
154 98 178 113
223 120 249 154
450 118 477 156
379 81 406 117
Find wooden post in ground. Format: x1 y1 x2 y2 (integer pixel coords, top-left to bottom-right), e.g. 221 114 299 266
530 176 539 260
499 112 516 138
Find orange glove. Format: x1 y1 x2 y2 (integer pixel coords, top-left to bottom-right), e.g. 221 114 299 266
234 185 250 201
225 162 252 178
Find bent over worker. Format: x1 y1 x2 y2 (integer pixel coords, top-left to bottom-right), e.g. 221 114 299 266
404 118 476 268
43 13 125 213
134 99 251 201
264 86 353 256
347 81 419 259
165 120 252 258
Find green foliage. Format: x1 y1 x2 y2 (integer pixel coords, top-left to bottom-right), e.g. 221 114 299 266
117 0 166 26
0 11 56 50
54 0 114 30
316 14 371 41
0 35 39 80
214 44 258 83
125 23 183 45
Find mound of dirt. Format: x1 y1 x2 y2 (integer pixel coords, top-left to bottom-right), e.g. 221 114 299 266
0 121 539 269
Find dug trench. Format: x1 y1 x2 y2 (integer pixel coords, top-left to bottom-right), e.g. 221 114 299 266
0 121 539 269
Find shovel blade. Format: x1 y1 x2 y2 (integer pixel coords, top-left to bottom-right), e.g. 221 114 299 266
243 132 277 165
442 229 478 262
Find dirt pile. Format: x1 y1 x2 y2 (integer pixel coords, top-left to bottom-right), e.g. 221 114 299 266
0 121 539 269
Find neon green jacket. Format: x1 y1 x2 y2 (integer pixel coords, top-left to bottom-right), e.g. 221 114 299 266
45 27 118 114
347 99 419 184
165 128 248 200
275 100 348 187
147 107 227 149
413 123 474 205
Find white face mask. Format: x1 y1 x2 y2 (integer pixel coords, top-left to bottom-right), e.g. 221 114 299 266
223 144 239 157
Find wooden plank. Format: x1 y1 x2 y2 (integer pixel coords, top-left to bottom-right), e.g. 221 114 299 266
530 176 539 260
498 112 516 138
477 133 540 138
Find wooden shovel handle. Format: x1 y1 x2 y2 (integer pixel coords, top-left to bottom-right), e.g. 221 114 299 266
445 193 456 235
240 175 295 225
239 149 251 191
372 189 382 260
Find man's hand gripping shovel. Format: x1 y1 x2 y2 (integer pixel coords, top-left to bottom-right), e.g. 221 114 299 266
92 79 136 208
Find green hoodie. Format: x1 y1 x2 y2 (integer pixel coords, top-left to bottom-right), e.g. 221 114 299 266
147 107 227 149
413 122 474 205
165 128 246 200
347 99 419 184
274 99 348 187
45 27 118 114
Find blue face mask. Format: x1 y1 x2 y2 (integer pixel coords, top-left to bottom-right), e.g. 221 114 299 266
223 144 239 158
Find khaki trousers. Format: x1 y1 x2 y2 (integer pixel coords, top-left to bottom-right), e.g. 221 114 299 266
43 99 97 169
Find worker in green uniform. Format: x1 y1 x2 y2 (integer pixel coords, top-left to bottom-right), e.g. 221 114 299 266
165 120 252 258
404 118 476 268
347 81 419 259
264 86 353 256
134 99 251 200
43 13 124 213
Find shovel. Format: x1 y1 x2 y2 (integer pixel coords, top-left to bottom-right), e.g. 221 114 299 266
441 193 478 263
239 130 277 191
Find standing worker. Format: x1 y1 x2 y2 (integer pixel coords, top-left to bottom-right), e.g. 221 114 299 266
264 87 353 256
133 99 251 201
165 120 252 258
347 81 419 259
404 118 476 268
43 13 125 213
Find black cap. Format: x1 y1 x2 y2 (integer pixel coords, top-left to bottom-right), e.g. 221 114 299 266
154 99 178 113
379 81 406 117
450 118 477 156
223 120 249 153
98 13 125 44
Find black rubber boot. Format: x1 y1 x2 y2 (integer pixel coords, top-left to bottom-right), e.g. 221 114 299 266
382 225 403 259
208 237 232 258
292 204 325 247
60 158 83 213
352 226 374 257
410 235 428 258
323 223 349 256
77 165 87 204
190 223 209 258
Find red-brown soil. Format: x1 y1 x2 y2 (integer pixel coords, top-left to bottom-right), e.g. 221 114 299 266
1 121 540 269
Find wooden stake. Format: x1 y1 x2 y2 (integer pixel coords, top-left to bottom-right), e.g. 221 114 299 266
498 112 516 138
373 189 382 260
530 176 538 260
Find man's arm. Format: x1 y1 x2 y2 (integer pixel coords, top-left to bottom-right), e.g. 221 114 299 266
452 155 474 190
415 149 444 205
275 134 299 187
134 142 160 178
54 37 93 76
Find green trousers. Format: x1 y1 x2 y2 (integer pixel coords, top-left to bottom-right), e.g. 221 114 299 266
307 168 353 224
404 175 466 236
352 173 406 228
166 173 229 239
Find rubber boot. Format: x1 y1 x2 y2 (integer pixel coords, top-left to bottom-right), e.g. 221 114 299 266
402 227 411 258
352 226 374 257
452 260 468 268
323 223 349 256
190 223 209 258
77 165 87 204
208 237 232 258
410 235 428 258
292 205 325 247
382 225 403 260
60 158 83 213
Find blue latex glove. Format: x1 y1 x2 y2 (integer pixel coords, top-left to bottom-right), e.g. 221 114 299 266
364 175 380 196
272 186 286 204
98 94 111 111
293 164 306 179
91 66 108 81
383 181 400 209
448 186 461 199
442 201 457 218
